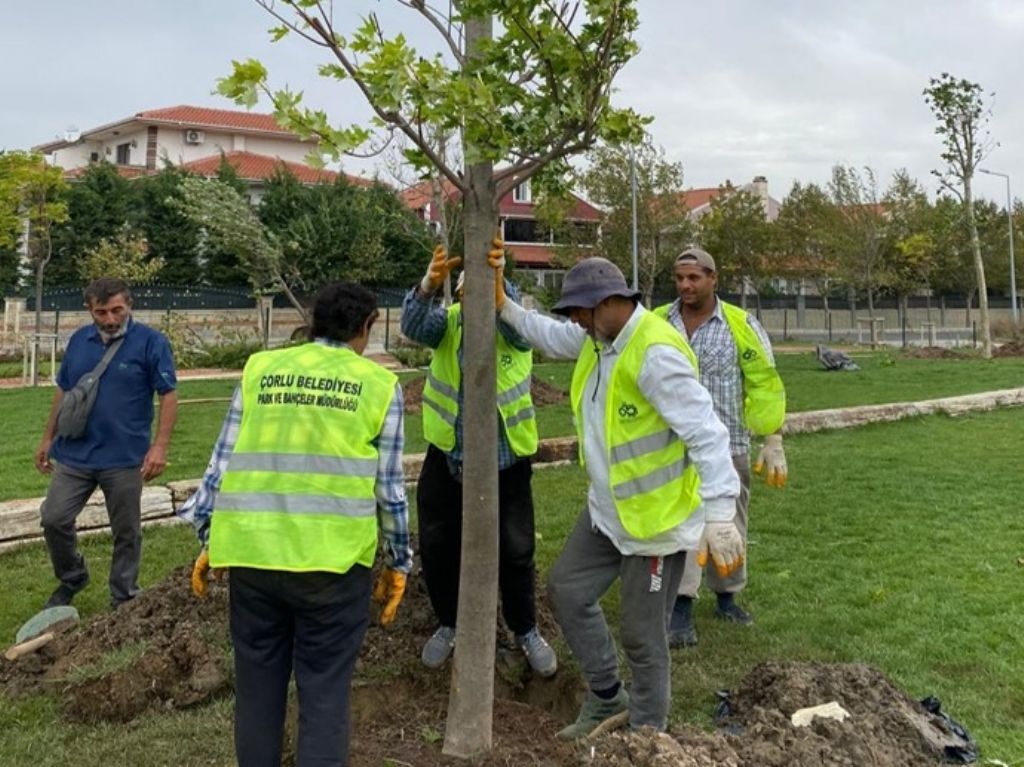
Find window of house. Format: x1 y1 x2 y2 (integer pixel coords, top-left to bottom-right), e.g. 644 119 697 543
512 180 531 203
115 143 131 165
503 218 541 243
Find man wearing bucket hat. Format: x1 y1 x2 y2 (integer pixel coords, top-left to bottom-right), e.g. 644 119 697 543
488 253 741 739
654 247 786 648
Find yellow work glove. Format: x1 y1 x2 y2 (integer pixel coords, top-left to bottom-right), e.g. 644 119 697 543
754 434 787 488
488 237 507 310
191 548 211 598
696 520 745 578
372 568 407 626
420 245 462 295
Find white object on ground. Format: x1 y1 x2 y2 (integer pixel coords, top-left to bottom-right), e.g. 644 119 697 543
790 701 850 727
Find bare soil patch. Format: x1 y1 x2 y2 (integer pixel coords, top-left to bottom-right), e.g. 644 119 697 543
2 563 973 765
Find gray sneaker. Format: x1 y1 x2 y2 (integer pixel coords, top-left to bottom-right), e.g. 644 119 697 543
421 625 456 669
556 686 630 740
516 627 558 677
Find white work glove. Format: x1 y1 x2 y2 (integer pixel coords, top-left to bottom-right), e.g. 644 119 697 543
419 245 462 295
754 434 787 488
696 520 745 578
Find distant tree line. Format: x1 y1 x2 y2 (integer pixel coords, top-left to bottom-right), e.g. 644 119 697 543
558 139 1021 321
0 157 433 298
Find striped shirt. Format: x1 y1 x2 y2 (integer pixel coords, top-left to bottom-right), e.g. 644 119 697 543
175 339 412 574
664 298 775 456
400 281 529 471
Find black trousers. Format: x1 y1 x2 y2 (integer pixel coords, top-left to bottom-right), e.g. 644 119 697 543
229 566 371 767
417 444 537 636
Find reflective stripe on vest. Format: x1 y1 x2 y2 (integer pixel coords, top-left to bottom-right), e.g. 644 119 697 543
653 301 786 436
209 342 397 574
570 312 702 540
422 304 538 457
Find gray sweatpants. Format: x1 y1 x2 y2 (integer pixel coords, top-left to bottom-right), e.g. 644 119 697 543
679 453 751 597
547 509 687 731
40 462 144 604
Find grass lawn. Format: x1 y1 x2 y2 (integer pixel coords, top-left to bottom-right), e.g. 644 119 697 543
1 408 1022 764
2 353 1023 502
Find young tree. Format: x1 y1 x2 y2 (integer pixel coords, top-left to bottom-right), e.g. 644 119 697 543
828 165 886 317
580 138 693 304
698 184 771 308
218 2 644 755
174 176 309 322
78 225 165 284
773 181 842 314
923 73 997 357
0 151 68 385
881 171 936 322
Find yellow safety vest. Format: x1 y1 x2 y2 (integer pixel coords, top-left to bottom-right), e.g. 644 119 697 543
570 312 702 540
421 304 538 458
654 300 786 436
209 342 396 574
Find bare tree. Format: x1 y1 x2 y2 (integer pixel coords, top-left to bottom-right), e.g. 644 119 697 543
924 73 997 357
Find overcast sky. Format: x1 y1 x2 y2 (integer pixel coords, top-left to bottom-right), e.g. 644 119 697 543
2 0 1021 206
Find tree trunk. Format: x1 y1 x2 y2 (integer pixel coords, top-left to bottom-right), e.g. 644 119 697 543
964 179 993 358
33 259 44 387
443 14 500 761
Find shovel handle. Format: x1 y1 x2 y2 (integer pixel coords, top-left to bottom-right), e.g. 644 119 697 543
4 631 55 661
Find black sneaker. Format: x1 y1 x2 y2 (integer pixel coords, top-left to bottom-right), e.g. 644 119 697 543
715 594 753 625
668 596 698 647
44 573 89 609
45 584 80 609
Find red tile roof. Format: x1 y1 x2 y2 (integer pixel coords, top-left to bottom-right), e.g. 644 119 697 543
679 187 721 211
63 165 151 180
400 180 601 221
181 152 372 186
137 106 296 137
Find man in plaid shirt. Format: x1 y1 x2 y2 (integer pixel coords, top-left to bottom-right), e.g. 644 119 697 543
659 248 788 648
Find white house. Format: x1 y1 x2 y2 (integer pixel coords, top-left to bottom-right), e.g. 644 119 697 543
33 105 369 197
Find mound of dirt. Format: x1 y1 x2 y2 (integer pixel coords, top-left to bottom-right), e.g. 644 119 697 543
0 565 232 722
585 660 971 767
402 376 566 414
3 566 973 765
994 339 1024 357
902 346 969 359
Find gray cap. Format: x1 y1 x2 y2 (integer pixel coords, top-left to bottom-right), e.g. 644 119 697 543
552 257 641 316
674 247 716 272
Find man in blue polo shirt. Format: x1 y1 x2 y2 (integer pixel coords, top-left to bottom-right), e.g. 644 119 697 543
34 277 178 609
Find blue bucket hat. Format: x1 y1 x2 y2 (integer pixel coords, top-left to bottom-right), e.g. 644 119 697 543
552 257 641 316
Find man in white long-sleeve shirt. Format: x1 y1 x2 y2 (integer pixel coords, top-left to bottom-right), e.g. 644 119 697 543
491 254 742 739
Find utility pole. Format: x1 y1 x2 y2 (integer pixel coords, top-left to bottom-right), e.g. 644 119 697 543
979 168 1018 324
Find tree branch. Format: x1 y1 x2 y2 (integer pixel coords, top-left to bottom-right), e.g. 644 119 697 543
396 0 465 64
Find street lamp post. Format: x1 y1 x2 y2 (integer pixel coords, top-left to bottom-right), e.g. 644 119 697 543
979 168 1019 324
628 144 639 292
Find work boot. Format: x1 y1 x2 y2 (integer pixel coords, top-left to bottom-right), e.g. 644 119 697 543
44 573 90 609
556 686 630 741
668 595 697 648
516 627 558 677
715 592 753 625
421 625 456 669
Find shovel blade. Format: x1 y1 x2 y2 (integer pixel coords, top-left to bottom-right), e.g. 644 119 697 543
15 605 79 644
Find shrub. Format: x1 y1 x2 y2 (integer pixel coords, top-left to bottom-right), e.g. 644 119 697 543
389 343 432 368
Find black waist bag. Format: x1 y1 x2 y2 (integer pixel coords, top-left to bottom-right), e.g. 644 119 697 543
54 337 124 440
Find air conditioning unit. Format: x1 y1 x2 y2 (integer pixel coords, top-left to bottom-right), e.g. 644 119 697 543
184 129 205 145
